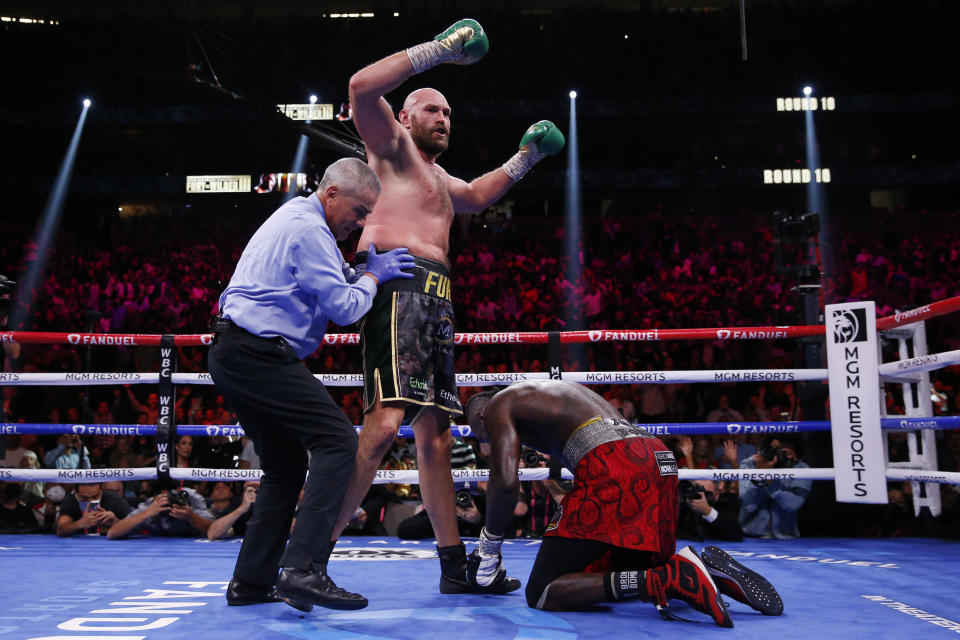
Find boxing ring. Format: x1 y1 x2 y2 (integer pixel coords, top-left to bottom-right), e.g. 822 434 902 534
2 296 960 639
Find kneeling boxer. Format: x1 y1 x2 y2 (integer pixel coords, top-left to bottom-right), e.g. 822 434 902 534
464 380 783 625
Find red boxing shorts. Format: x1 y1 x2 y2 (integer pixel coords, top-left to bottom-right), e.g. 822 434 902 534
545 436 679 569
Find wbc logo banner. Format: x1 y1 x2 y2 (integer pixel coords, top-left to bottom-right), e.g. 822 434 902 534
825 302 886 503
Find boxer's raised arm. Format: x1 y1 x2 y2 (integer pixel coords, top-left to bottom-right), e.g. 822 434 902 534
348 53 411 160
349 20 489 161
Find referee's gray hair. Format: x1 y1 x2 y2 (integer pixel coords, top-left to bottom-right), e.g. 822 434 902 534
319 157 381 198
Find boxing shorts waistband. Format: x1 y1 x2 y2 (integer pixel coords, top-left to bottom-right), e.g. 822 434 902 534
561 416 655 471
355 251 451 298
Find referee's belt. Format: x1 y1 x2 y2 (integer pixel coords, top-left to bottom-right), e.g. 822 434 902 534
211 315 238 335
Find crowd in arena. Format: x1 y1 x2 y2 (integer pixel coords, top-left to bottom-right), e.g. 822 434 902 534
1 206 959 540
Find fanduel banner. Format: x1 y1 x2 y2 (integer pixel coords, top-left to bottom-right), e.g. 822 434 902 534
826 302 886 503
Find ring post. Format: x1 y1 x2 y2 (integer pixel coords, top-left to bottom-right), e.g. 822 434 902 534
155 334 177 487
825 302 886 503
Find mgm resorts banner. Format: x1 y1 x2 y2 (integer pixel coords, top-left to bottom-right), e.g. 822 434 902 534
826 302 887 503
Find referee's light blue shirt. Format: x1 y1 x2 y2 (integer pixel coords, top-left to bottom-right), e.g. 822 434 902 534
219 194 377 359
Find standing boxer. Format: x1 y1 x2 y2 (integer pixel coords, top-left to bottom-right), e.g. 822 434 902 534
464 380 784 624
332 19 565 594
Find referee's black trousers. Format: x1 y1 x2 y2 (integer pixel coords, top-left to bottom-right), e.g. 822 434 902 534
208 321 357 588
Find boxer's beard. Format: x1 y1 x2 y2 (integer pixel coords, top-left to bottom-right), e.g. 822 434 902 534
410 115 449 156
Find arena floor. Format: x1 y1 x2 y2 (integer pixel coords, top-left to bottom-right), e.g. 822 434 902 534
1 535 958 640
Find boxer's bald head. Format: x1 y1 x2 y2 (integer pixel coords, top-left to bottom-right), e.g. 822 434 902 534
400 88 451 157
402 88 446 112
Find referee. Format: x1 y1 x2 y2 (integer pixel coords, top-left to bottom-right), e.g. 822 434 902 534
209 158 415 611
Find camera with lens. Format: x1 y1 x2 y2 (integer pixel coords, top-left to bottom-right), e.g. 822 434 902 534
757 443 795 468
455 489 474 508
678 480 706 500
522 449 547 467
166 489 190 507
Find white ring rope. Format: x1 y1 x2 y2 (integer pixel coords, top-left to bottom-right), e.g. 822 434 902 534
5 465 960 486
0 368 827 387
877 348 960 378
2 298 957 506
2 348 957 388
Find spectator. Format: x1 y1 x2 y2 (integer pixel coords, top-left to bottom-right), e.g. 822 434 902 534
101 480 137 508
607 387 638 423
107 436 138 468
207 481 240 518
125 389 160 424
475 296 501 323
450 437 477 469
1 436 31 468
741 393 771 422
173 435 196 468
939 430 960 473
677 436 713 469
56 482 132 537
44 434 91 470
237 436 260 470
208 481 259 540
739 436 811 539
0 481 39 533
107 486 214 539
637 382 666 423
19 450 45 504
712 436 756 469
706 394 745 423
92 401 115 425
198 435 242 469
34 484 66 532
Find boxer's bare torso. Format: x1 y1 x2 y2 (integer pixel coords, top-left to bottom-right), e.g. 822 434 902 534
358 150 455 266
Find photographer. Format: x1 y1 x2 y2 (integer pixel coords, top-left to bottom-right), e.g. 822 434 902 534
107 485 213 539
514 448 568 538
677 479 743 542
739 436 811 539
397 483 485 540
398 436 487 539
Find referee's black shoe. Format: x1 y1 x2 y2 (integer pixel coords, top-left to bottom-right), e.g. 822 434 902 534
226 579 314 612
276 568 368 610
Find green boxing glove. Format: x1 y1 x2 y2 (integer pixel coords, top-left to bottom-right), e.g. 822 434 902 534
502 120 565 181
406 18 489 73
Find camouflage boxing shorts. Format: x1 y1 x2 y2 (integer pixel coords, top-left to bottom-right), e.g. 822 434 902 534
355 252 462 417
